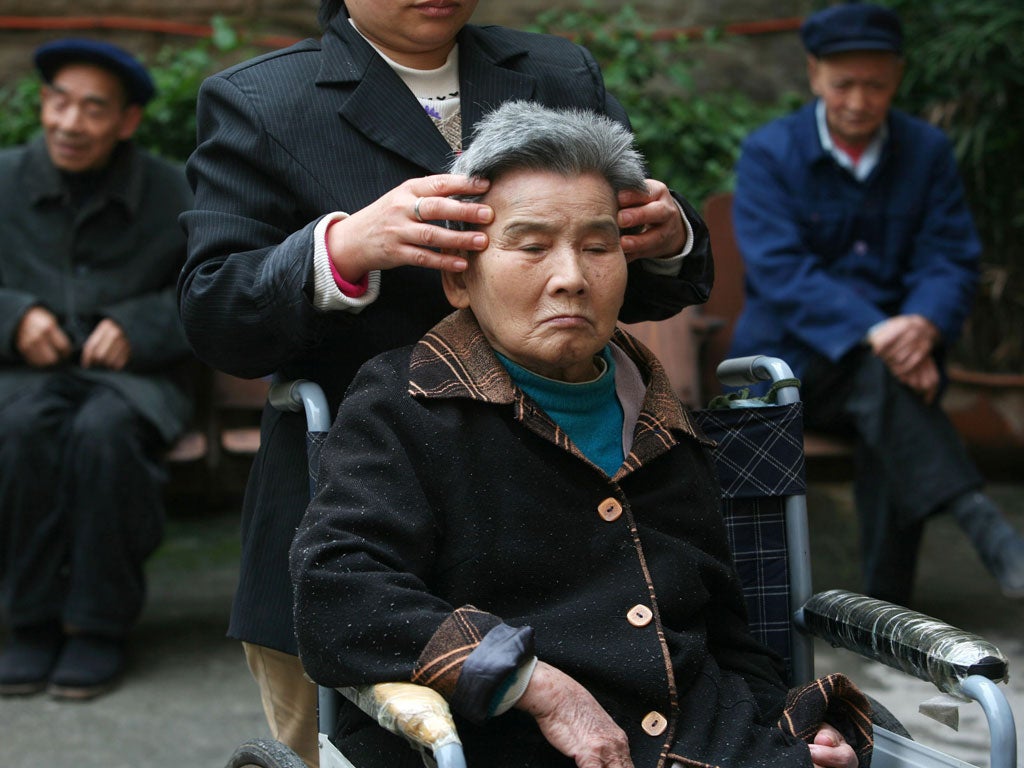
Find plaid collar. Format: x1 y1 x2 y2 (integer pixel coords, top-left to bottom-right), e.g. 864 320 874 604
408 310 712 477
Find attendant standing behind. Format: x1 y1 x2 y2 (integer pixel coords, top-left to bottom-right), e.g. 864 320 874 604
179 2 713 763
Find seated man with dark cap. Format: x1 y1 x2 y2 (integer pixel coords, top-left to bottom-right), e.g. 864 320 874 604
0 38 194 700
729 3 1024 605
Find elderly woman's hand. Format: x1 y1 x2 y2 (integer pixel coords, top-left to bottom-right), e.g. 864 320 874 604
807 723 859 768
617 179 686 263
515 660 634 768
326 174 493 282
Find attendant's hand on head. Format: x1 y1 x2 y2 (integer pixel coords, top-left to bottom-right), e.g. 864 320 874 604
867 314 939 378
808 723 859 768
15 306 72 368
81 318 131 370
327 174 493 282
515 660 634 768
617 179 686 263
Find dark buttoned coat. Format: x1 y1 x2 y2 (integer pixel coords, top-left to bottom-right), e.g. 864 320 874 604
180 16 714 653
291 311 872 768
0 138 193 441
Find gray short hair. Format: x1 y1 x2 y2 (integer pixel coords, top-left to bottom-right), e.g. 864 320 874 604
449 101 647 195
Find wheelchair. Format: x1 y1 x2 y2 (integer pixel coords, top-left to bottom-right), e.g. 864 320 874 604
227 356 1018 768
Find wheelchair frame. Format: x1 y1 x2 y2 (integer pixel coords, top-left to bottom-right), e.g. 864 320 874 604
227 357 1017 768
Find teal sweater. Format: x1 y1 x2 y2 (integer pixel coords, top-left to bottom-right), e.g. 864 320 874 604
496 347 624 476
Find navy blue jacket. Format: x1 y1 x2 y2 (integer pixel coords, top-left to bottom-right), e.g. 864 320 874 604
728 101 980 378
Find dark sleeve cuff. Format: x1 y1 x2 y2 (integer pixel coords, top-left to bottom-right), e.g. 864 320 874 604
778 672 874 768
412 606 536 724
450 623 535 724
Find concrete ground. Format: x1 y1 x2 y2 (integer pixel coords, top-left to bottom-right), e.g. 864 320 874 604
0 508 265 767
1 484 1021 768
807 483 1024 768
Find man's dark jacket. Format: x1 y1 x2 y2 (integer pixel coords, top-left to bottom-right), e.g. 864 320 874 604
179 17 714 653
0 138 193 441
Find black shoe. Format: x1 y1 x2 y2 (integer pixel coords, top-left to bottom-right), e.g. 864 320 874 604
0 623 63 696
990 537 1024 599
47 634 125 701
949 491 1024 598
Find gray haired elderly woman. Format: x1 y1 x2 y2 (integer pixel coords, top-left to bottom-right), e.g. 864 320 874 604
291 102 871 768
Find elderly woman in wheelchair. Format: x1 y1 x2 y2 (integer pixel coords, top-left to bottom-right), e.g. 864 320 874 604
289 101 872 768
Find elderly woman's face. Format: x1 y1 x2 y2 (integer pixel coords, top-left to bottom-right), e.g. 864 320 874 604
443 169 627 382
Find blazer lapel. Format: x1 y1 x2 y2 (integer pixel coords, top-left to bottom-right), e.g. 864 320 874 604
318 19 454 174
458 27 537 143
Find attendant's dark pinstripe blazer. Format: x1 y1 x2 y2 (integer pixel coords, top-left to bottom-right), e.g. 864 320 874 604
179 14 714 654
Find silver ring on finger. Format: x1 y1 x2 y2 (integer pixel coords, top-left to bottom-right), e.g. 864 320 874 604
414 196 426 223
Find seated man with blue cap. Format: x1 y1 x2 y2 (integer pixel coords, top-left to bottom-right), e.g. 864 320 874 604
0 38 194 700
729 3 1024 606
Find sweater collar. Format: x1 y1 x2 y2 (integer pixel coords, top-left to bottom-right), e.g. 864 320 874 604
316 20 536 174
408 310 713 474
25 136 144 216
799 100 897 181
814 99 887 181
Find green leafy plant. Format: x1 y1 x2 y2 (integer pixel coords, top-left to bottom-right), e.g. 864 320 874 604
135 16 246 160
529 2 798 205
876 0 1024 372
0 16 248 163
0 75 42 148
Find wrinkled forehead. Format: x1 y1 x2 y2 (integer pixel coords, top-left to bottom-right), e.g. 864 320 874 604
486 168 618 209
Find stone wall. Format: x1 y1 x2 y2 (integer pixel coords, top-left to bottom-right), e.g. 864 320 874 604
0 0 814 100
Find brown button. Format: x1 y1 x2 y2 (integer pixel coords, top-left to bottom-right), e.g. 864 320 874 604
598 497 622 521
642 710 668 736
627 604 653 627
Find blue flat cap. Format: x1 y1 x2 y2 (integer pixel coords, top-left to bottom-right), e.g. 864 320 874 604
801 3 903 57
34 38 155 105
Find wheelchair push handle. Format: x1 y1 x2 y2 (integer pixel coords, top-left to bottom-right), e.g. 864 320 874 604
716 356 801 405
268 379 332 433
717 355 795 386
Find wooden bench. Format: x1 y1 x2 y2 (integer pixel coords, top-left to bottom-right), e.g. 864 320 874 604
165 367 269 502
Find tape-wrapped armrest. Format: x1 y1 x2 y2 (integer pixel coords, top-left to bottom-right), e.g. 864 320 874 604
800 589 1008 697
338 682 461 753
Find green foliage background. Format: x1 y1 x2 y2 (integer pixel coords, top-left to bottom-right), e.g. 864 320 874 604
529 3 799 205
873 0 1024 372
1 3 1020 370
0 17 246 162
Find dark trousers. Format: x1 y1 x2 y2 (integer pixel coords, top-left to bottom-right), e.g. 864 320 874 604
0 375 166 636
801 349 982 605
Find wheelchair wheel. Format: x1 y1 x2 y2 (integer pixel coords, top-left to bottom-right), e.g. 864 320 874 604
225 737 308 768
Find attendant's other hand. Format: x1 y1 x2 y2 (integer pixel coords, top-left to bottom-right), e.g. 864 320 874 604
81 318 131 370
327 174 493 282
867 314 939 378
516 660 633 768
617 180 686 263
808 723 859 768
15 306 72 368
